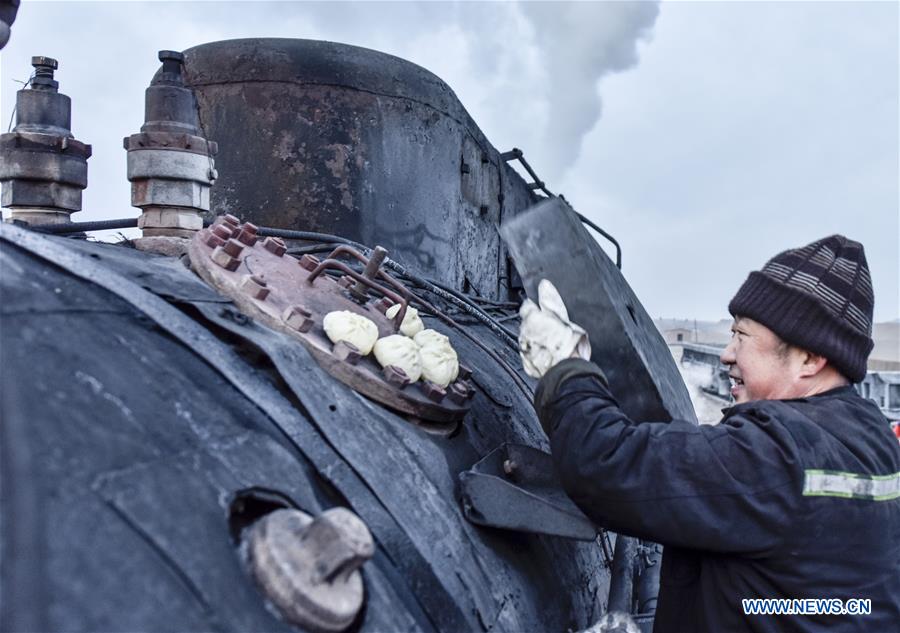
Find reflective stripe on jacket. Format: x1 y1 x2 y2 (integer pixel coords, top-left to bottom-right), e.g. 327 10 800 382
535 358 900 633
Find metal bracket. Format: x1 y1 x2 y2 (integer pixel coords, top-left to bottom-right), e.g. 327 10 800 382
459 443 596 541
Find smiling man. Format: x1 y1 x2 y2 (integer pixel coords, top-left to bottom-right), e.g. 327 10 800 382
523 235 900 632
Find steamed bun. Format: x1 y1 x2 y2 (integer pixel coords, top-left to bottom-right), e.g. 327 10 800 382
385 303 424 337
323 311 379 355
373 334 422 382
414 329 459 387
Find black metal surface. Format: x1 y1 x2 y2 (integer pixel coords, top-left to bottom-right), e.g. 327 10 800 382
459 443 597 540
0 234 429 633
1 225 610 632
501 197 697 424
607 535 637 614
635 542 662 615
177 38 538 300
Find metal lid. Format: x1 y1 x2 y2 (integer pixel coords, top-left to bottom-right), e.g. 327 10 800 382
246 507 373 631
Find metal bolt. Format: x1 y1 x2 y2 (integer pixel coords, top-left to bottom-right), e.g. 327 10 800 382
383 365 410 388
158 50 184 63
241 274 269 301
448 381 471 405
212 224 233 240
350 245 388 301
204 231 225 249
211 245 240 271
243 222 259 235
420 381 446 403
282 306 314 333
235 228 258 247
338 275 354 289
373 297 394 314
223 238 244 257
31 56 58 75
298 254 320 272
503 459 517 476
332 341 361 365
458 364 473 381
263 237 286 257
223 214 240 226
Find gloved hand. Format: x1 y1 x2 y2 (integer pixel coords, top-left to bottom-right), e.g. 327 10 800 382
518 279 591 378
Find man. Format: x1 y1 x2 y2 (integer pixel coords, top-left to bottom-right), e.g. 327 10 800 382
520 235 900 632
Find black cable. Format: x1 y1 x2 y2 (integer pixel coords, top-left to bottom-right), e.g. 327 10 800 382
422 277 519 345
26 217 138 234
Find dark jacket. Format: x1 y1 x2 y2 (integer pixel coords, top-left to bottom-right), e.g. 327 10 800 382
535 359 900 633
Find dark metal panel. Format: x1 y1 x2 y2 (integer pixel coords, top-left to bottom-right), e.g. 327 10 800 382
0 233 432 632
177 39 538 299
1 227 611 632
501 198 697 423
60 238 228 303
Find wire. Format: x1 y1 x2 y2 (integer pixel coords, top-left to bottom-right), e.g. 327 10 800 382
26 217 138 233
21 216 532 396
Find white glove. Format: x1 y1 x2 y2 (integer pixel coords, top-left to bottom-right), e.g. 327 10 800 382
518 279 591 378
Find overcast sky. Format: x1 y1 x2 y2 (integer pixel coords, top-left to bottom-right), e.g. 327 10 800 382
2 1 897 322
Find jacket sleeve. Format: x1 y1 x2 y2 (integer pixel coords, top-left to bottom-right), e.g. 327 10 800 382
535 359 803 555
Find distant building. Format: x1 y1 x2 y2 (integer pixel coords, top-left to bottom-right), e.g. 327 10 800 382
662 328 695 344
856 372 900 421
679 342 730 401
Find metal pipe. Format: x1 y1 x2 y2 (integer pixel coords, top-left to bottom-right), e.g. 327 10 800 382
607 535 637 614
635 541 662 616
26 217 137 233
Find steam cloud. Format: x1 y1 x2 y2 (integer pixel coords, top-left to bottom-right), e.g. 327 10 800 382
519 1 660 180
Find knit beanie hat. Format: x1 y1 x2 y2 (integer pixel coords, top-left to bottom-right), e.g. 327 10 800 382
728 235 874 383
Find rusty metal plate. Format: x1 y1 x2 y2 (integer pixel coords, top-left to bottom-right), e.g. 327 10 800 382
188 215 474 424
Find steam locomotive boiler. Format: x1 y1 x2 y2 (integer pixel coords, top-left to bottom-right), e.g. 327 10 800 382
1 38 694 633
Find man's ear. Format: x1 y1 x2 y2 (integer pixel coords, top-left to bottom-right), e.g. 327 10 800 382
799 350 829 378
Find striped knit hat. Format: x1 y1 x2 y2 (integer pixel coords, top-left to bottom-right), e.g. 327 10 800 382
728 235 874 383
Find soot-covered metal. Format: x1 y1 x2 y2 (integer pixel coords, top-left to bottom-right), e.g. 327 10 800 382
0 222 610 632
178 38 537 300
0 38 689 633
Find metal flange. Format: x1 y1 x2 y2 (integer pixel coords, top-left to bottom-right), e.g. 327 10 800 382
188 216 474 425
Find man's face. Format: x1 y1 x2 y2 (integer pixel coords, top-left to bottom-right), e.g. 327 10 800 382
719 317 800 404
